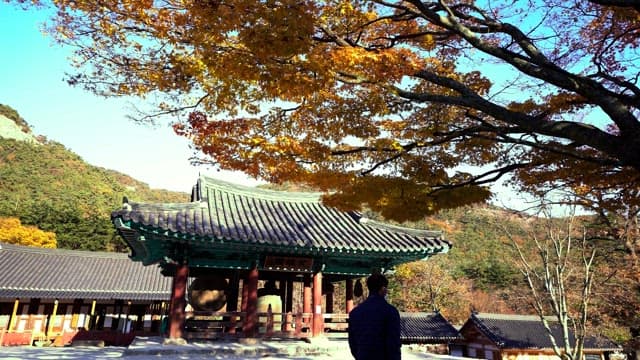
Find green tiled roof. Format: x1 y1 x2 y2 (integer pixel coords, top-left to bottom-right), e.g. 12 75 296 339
112 176 450 275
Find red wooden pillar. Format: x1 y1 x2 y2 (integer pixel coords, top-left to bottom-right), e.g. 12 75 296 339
303 274 312 314
346 278 354 313
312 271 324 337
168 263 189 340
243 266 259 337
303 274 312 334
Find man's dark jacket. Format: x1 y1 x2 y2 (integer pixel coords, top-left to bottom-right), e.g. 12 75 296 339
348 294 401 360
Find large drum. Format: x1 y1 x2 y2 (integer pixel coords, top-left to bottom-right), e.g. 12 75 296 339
188 276 228 312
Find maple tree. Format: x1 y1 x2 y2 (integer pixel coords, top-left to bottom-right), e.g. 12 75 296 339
16 0 640 220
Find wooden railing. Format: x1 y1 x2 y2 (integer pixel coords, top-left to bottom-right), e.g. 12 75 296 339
1 311 350 345
323 313 349 336
0 313 162 347
184 311 349 339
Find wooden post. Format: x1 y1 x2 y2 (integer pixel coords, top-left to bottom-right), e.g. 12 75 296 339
71 299 83 330
227 271 240 312
125 301 132 333
241 278 249 313
325 283 334 314
228 312 237 335
48 299 59 336
284 312 293 333
89 300 97 330
279 280 287 310
168 263 189 340
303 274 312 314
8 298 19 332
266 304 274 338
294 312 302 337
114 300 123 331
243 266 259 337
312 271 323 337
346 278 354 313
285 279 294 313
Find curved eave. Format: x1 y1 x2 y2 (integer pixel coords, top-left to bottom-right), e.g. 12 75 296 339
113 217 449 273
113 218 151 263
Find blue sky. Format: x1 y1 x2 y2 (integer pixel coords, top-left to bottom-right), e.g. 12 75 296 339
0 4 257 193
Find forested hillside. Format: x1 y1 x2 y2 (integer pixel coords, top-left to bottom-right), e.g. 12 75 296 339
0 108 188 250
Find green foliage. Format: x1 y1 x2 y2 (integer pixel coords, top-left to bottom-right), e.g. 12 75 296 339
601 325 632 344
433 207 524 289
367 205 523 290
0 138 188 251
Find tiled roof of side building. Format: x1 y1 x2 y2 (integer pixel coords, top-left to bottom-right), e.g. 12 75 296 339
468 312 621 351
400 312 461 343
0 242 172 301
112 175 450 255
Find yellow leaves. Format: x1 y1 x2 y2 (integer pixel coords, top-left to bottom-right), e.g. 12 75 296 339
249 136 265 146
238 0 316 60
319 175 486 222
391 141 404 152
394 263 416 280
99 19 117 36
329 46 420 83
0 217 57 249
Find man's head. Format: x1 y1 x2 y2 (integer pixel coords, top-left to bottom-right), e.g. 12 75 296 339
366 273 388 296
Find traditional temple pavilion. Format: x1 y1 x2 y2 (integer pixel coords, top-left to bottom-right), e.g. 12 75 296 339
111 175 450 340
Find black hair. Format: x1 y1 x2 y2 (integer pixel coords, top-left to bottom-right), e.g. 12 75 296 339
366 273 388 294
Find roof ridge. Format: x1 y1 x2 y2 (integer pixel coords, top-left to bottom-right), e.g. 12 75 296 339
198 175 322 203
0 287 168 293
399 311 440 316
0 242 129 259
475 312 557 322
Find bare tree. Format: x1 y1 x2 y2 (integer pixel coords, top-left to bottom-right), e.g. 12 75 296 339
504 214 596 360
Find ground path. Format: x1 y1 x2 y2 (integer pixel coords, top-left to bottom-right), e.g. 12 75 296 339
0 336 465 360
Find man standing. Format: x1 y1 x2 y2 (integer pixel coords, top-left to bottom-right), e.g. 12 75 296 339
348 273 401 360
